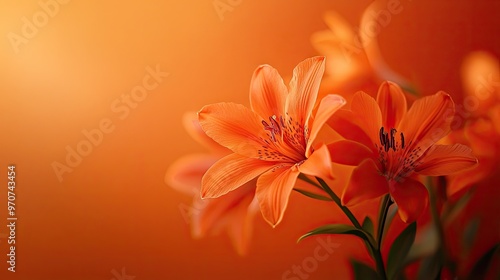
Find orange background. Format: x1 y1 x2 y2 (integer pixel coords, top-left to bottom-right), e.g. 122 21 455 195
0 1 499 279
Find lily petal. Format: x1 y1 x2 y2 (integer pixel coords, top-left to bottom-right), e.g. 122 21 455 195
389 178 428 223
376 81 408 129
327 109 374 149
192 183 257 255
299 144 334 179
350 91 383 145
256 165 299 227
328 140 374 166
249 64 288 120
398 91 454 153
201 153 276 198
342 159 388 206
465 117 498 157
193 184 254 236
165 154 219 196
190 197 210 238
198 103 266 158
447 161 492 197
416 144 478 176
182 112 229 153
226 195 260 256
322 11 357 45
360 2 415 92
287 56 326 124
311 11 371 86
306 94 346 156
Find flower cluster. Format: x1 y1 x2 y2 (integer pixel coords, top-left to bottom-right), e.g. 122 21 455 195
166 8 498 280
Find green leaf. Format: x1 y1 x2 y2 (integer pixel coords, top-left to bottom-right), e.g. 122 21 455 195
362 216 375 238
351 259 382 280
406 225 439 264
364 240 377 260
298 224 375 247
382 203 398 242
462 217 480 253
466 244 500 280
441 189 473 224
387 222 417 280
417 252 441 280
293 188 332 201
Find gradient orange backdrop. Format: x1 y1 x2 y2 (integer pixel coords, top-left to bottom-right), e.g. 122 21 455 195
0 1 499 279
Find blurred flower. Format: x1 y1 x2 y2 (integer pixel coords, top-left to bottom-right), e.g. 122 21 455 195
311 9 413 104
198 56 346 227
165 112 259 255
437 52 500 277
447 51 500 197
446 115 500 197
327 81 477 223
460 51 500 118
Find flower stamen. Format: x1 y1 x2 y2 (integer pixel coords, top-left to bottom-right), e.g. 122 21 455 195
379 127 406 152
400 132 405 149
262 115 283 142
378 126 417 181
259 114 308 163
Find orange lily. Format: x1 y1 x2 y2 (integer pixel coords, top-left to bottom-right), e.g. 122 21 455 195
198 56 346 227
165 112 259 255
327 81 478 222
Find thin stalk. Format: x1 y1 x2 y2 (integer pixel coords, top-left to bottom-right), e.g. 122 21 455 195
315 177 361 229
377 194 392 248
298 173 322 189
374 194 392 280
315 177 387 279
427 178 455 276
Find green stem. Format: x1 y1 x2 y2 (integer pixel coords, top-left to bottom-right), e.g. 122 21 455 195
315 177 387 279
376 194 392 248
298 173 322 189
375 194 392 280
375 251 388 280
315 177 361 229
427 178 454 276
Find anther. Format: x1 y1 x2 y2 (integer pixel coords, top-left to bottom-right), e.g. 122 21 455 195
379 127 386 146
390 128 397 151
262 115 284 143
